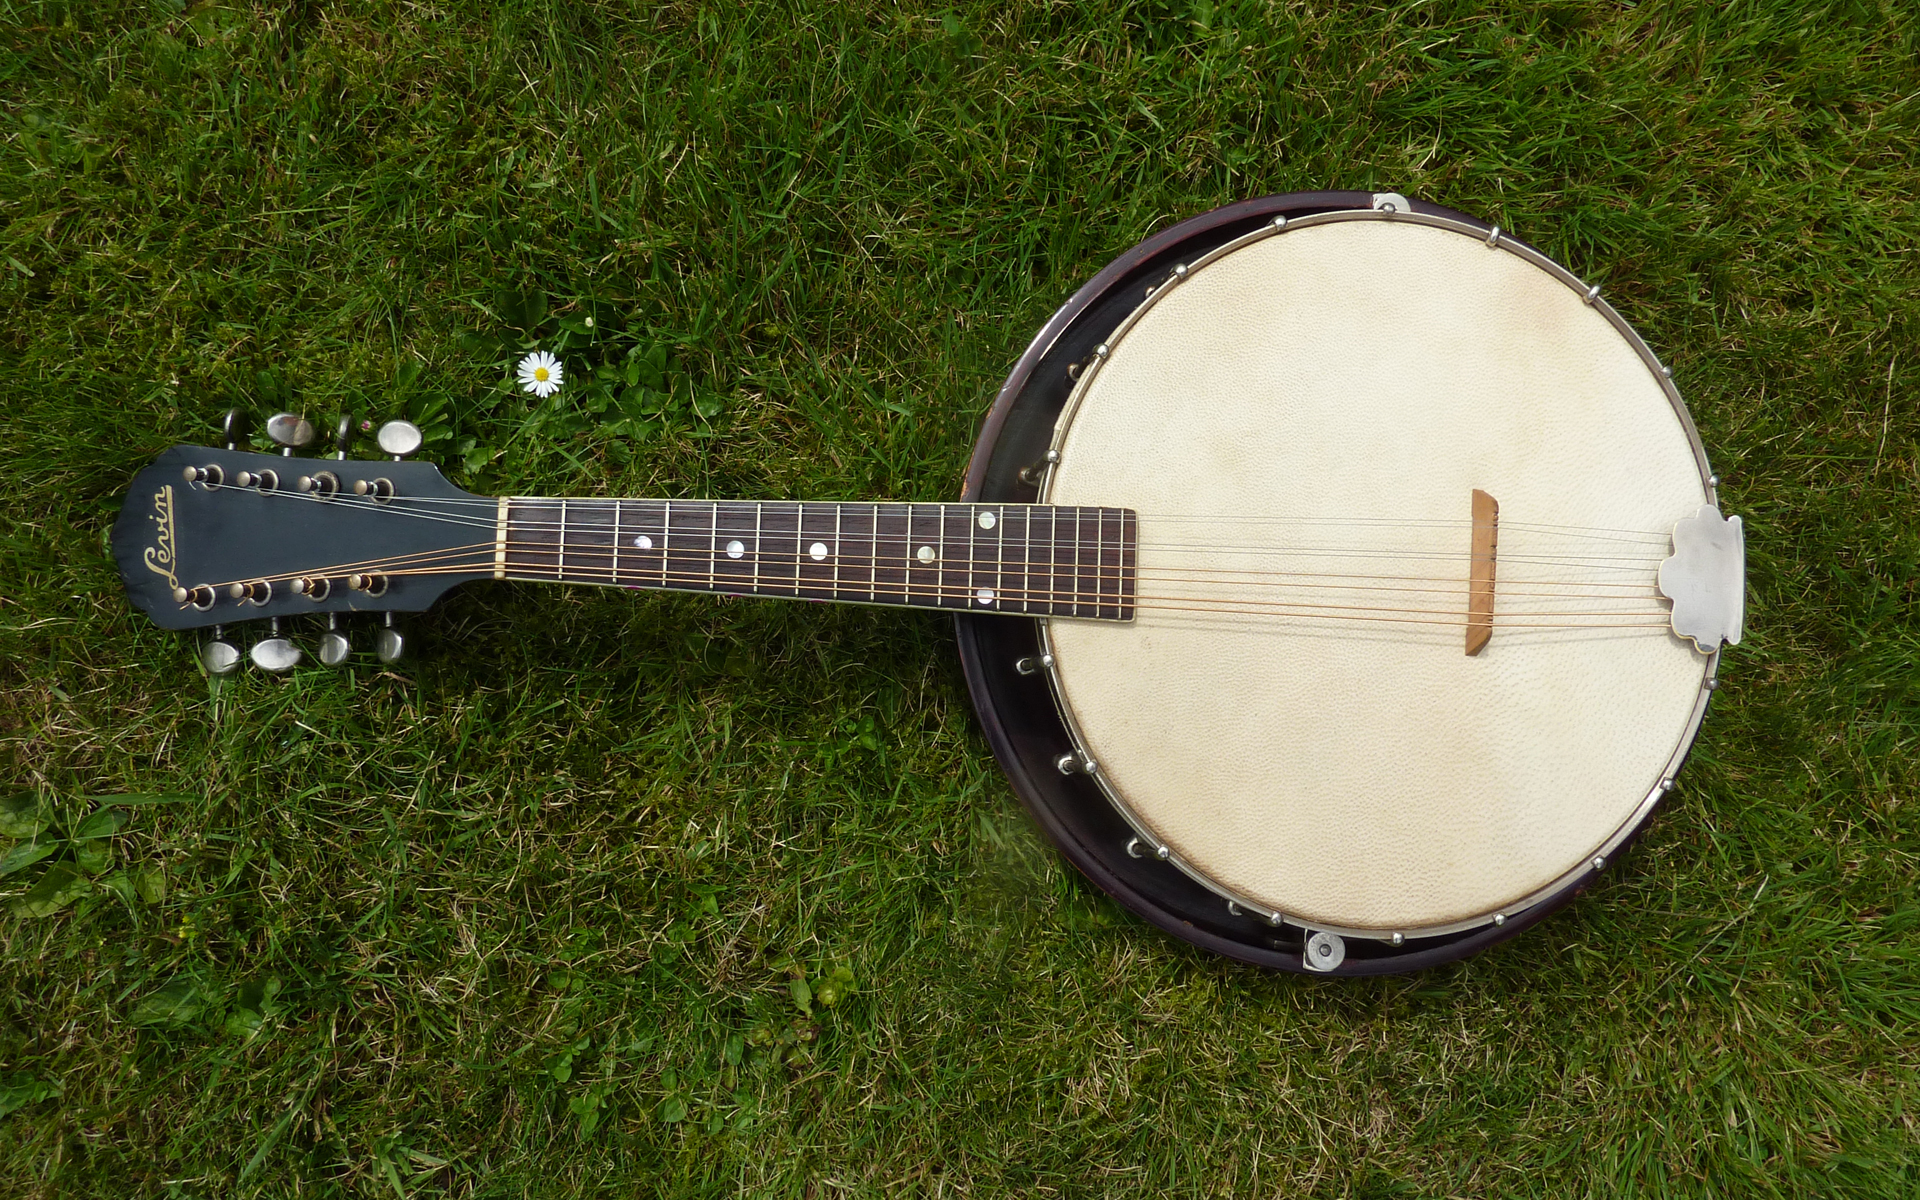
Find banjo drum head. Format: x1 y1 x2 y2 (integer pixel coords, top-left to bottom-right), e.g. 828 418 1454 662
1039 211 1716 939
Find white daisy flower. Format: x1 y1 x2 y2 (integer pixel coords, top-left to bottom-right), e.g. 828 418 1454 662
517 350 564 398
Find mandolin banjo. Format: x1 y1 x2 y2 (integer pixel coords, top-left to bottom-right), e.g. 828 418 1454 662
113 192 1745 975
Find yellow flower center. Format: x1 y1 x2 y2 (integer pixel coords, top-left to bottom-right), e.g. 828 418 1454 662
534 367 549 381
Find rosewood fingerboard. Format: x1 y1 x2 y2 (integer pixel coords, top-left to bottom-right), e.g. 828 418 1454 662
500 500 1136 620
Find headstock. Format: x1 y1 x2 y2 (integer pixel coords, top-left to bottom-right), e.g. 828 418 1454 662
112 414 495 670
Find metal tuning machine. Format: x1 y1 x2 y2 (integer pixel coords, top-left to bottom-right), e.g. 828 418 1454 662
375 419 424 461
375 612 407 663
221 408 252 451
318 613 352 667
201 626 242 675
266 412 317 456
249 617 302 672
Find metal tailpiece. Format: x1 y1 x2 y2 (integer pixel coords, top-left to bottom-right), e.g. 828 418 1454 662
1658 505 1746 652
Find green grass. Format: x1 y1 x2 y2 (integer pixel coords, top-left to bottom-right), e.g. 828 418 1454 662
3 0 1918 1194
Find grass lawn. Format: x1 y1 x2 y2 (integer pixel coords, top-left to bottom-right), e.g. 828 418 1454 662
3 1 1918 1194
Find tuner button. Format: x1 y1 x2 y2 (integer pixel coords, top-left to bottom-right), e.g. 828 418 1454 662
266 412 317 455
375 419 424 460
333 414 356 460
221 408 252 451
318 615 351 666
375 613 406 663
202 628 242 675
250 619 302 672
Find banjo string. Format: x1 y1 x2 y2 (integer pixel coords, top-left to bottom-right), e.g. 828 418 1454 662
217 484 1678 550
218 550 1672 626
193 483 1673 575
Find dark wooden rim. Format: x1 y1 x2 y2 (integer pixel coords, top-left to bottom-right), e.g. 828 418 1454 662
951 191 1681 975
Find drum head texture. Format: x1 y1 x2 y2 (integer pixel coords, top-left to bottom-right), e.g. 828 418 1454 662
1042 215 1712 935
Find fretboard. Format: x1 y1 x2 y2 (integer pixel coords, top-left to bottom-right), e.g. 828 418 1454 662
499 500 1136 621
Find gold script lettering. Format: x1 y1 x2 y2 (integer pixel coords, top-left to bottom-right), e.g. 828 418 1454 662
144 485 180 590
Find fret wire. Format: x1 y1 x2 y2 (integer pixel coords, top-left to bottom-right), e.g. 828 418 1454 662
937 503 947 609
611 499 622 584
557 498 568 580
994 501 1005 610
661 500 671 589
752 502 763 595
792 502 804 598
1019 506 1032 615
1096 507 1107 620
967 502 976 608
832 504 843 599
1071 506 1082 618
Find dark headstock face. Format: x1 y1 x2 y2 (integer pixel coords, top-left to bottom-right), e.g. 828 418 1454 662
113 444 494 634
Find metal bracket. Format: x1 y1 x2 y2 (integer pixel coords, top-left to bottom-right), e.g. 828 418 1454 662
1303 930 1346 972
1658 505 1745 652
1018 450 1060 485
1370 192 1412 216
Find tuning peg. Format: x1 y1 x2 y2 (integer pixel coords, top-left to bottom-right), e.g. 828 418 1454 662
266 412 317 456
375 612 407 663
201 626 242 675
221 409 252 451
317 613 352 666
249 618 303 672
331 414 357 460
375 419 424 461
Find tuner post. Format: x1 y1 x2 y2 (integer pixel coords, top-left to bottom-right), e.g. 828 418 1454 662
229 579 273 605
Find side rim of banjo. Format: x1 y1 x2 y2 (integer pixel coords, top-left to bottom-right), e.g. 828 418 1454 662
955 191 1722 976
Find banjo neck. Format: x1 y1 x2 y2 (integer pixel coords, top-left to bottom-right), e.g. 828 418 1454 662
497 498 1138 621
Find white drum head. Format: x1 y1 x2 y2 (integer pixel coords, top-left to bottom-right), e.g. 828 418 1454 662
1042 214 1713 935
